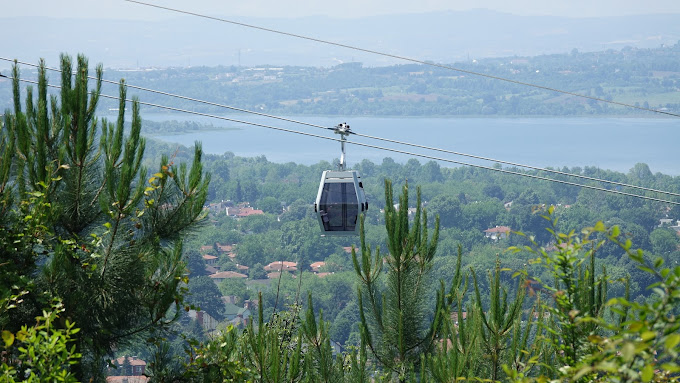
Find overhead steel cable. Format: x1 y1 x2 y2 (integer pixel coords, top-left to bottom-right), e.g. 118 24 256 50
9 76 680 206
0 56 329 133
348 130 680 198
124 0 680 119
10 77 336 143
5 56 680 199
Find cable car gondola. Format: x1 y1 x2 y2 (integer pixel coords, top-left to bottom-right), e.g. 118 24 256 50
314 123 367 236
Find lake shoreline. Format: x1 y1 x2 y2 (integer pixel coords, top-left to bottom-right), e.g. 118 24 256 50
139 115 680 176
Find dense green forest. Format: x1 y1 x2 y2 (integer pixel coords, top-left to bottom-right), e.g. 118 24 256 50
3 54 680 382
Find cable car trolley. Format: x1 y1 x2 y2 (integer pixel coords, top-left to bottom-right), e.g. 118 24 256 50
314 123 367 236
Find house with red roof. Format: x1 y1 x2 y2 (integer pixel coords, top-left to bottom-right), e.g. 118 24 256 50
484 226 511 240
213 243 237 259
263 261 298 272
215 243 233 253
310 261 325 273
209 270 247 284
237 207 265 218
107 356 147 382
202 254 217 266
225 202 265 218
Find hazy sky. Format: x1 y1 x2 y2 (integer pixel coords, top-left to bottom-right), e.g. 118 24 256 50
5 0 680 19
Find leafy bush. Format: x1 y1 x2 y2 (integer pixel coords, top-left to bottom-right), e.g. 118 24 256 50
1 301 81 383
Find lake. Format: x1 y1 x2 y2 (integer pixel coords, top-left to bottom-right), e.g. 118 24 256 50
138 114 679 176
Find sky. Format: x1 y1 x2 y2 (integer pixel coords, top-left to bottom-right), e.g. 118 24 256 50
2 0 679 69
4 0 680 20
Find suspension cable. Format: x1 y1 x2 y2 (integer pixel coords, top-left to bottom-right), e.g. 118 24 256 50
0 57 329 133
124 0 680 119
5 57 680 199
8 76 680 206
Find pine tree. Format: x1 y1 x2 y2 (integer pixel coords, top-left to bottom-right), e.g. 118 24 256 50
423 246 481 382
0 54 209 380
300 293 342 382
352 180 443 379
472 259 526 381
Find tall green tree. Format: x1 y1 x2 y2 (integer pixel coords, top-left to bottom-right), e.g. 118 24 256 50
187 276 225 321
353 180 444 379
472 259 526 381
0 54 209 380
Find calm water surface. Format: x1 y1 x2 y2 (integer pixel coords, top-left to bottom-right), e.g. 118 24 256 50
139 114 679 175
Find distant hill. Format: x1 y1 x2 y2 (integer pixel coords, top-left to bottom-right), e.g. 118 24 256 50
3 41 680 118
1 10 680 68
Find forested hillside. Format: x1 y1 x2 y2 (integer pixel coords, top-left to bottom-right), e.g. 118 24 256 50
32 42 680 117
137 133 680 349
139 135 680 381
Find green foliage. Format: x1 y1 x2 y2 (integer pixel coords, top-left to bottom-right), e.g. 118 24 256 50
650 228 680 256
187 276 225 320
472 259 527 380
425 308 481 382
329 300 360 346
219 278 249 304
512 207 609 372
503 206 680 381
240 295 304 382
143 341 187 382
144 175 680 383
300 294 342 382
240 214 275 234
184 248 208 276
183 292 371 383
9 81 680 382
280 199 313 222
426 194 462 229
565 221 680 382
0 54 209 380
1 301 81 383
120 355 132 377
249 263 268 280
131 139 680 381
185 324 251 382
422 246 480 382
258 196 283 215
353 179 443 378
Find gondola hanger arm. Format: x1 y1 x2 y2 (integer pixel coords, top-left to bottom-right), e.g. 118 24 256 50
334 122 352 171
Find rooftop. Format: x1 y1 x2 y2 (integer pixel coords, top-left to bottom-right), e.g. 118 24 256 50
209 271 247 279
264 261 298 271
113 356 146 367
484 226 511 233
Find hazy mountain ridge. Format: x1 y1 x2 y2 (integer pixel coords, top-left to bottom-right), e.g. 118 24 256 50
2 9 679 69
